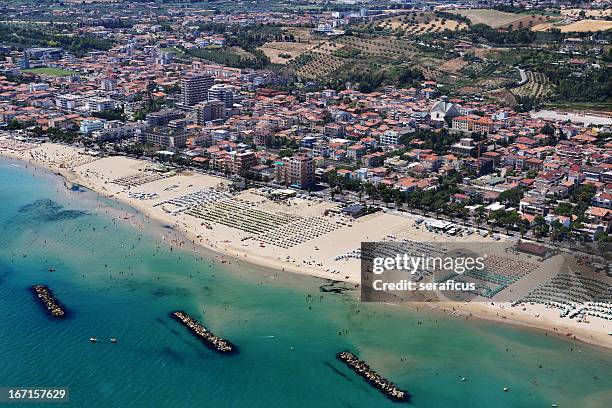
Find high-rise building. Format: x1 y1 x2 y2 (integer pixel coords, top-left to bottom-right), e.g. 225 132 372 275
100 78 117 91
180 74 214 106
19 52 30 69
228 150 256 175
194 100 225 124
207 84 234 108
275 154 315 189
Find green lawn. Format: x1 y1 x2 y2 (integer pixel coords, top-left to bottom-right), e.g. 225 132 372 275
22 67 78 77
159 47 186 59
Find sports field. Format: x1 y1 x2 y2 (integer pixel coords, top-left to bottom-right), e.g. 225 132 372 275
22 67 77 76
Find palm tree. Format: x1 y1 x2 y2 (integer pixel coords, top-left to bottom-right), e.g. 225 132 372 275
395 197 403 211
475 206 485 228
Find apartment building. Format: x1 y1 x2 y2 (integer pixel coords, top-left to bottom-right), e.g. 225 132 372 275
274 154 315 189
85 97 116 113
79 119 106 135
92 121 147 142
380 130 399 146
141 128 188 149
452 116 494 133
195 100 225 124
180 74 214 106
208 84 234 108
55 94 82 110
227 150 257 175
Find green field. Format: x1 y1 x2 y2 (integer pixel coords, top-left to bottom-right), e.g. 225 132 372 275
22 67 77 77
159 46 187 59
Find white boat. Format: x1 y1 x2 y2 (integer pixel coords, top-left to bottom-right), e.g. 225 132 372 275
90 337 97 343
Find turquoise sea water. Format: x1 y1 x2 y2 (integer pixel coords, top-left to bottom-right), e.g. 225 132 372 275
0 157 610 408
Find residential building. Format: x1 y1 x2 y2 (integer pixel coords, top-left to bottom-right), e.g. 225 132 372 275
208 84 234 108
194 100 225 124
79 119 106 135
275 154 315 189
380 130 399 146
92 121 147 142
141 128 188 149
55 94 82 110
180 74 214 106
451 138 477 157
85 97 116 113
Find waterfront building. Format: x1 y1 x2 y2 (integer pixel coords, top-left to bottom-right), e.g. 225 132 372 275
275 154 315 189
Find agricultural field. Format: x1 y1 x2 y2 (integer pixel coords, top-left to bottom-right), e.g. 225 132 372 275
532 19 612 32
560 9 612 18
454 71 515 94
290 42 347 79
439 57 468 73
228 46 256 60
451 9 551 29
258 41 317 64
186 46 257 68
419 66 441 81
22 67 77 76
374 12 468 35
486 89 517 106
288 35 417 80
509 71 554 100
334 36 415 59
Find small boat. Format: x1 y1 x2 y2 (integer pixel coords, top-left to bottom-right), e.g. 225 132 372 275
48 267 55 272
503 387 509 392
90 337 98 343
110 338 117 343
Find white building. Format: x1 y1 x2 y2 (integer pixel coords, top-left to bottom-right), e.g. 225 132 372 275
55 94 82 110
29 83 49 92
208 84 234 108
211 129 229 142
85 97 116 113
100 78 117 91
429 97 460 122
79 119 106 135
92 121 147 142
380 130 399 146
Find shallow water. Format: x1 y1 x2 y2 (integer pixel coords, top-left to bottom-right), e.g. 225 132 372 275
1 157 610 407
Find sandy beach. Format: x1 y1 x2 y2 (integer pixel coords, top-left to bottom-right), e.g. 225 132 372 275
1 138 610 349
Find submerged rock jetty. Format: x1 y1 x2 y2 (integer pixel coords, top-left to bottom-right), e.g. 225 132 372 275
336 351 408 402
171 311 235 353
31 285 66 317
